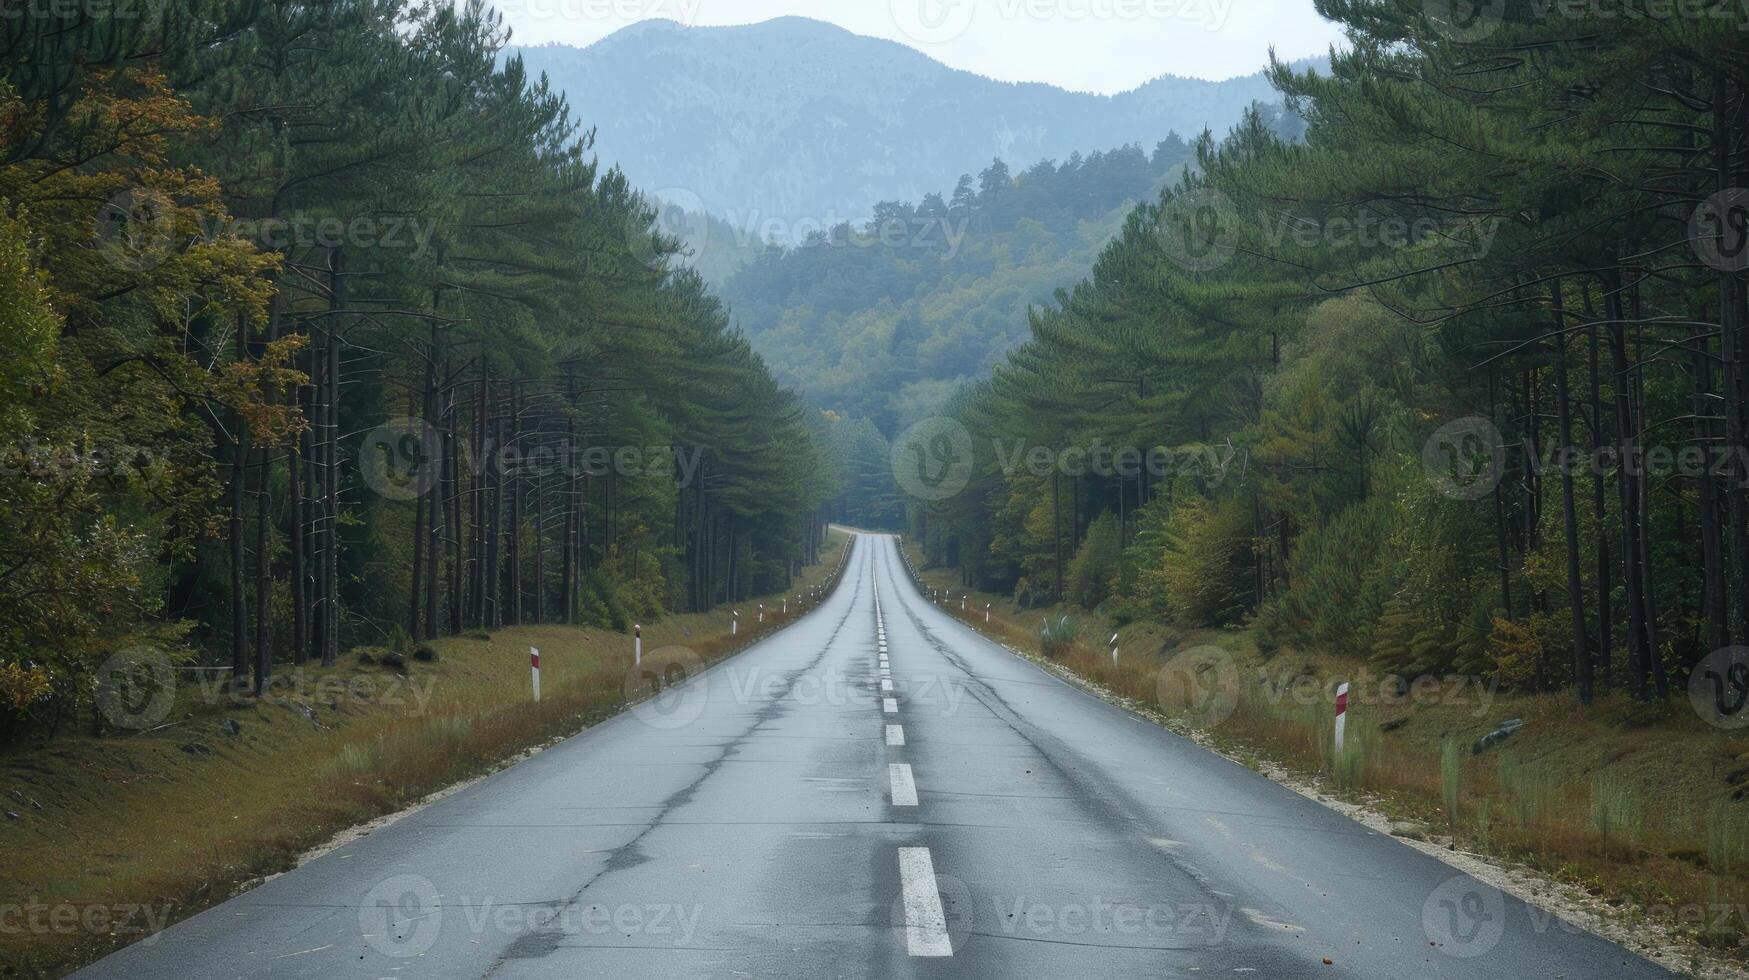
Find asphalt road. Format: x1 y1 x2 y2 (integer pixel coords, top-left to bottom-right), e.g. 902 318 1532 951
76 533 1674 979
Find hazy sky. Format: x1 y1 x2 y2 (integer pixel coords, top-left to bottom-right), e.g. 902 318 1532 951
492 0 1348 92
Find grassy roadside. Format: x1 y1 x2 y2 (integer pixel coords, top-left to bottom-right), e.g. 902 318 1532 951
0 530 847 978
902 544 1749 974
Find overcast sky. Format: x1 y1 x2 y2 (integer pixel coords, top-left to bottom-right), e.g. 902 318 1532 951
492 0 1348 93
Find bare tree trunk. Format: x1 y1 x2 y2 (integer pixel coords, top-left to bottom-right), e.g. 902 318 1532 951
507 381 522 626
321 248 343 666
1586 313 1612 682
290 348 307 666
423 352 442 640
229 409 248 684
1605 271 1650 699
254 299 278 695
1551 281 1591 704
1489 369 1513 616
409 398 425 641
1695 335 1729 652
446 383 463 636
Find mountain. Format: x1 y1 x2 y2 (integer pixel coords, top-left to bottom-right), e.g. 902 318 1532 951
509 17 1308 230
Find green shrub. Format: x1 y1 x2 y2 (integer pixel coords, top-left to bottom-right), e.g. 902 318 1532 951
1141 496 1254 628
1271 497 1392 657
1039 615 1079 659
1589 772 1644 853
1065 513 1122 609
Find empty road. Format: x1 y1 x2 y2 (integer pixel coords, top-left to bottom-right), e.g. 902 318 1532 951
77 533 1673 979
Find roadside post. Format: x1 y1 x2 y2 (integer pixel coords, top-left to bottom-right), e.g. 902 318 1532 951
1335 682 1350 753
1109 632 1120 665
530 647 541 703
634 624 642 667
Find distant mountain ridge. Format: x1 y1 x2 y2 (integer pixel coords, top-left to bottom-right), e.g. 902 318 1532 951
510 17 1313 226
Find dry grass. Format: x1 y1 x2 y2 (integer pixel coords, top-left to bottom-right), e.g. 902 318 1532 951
0 531 847 978
909 546 1749 961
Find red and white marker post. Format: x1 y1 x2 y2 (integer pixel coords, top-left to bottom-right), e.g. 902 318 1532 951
530 647 541 703
1334 681 1350 753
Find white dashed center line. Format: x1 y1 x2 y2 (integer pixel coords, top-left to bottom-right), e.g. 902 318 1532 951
883 697 898 713
880 678 893 692
897 848 953 956
886 724 905 746
889 763 918 805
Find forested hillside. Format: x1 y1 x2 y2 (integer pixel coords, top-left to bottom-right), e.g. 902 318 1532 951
909 2 1749 706
510 18 1314 225
0 1 833 736
725 141 1192 428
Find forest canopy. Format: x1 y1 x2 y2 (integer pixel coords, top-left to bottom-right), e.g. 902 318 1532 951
0 0 834 735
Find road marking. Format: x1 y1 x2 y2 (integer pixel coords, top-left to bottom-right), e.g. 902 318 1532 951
883 697 898 713
886 724 905 746
897 848 953 956
889 763 918 805
881 678 893 692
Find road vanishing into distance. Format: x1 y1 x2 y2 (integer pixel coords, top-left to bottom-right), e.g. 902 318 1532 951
78 534 1672 979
